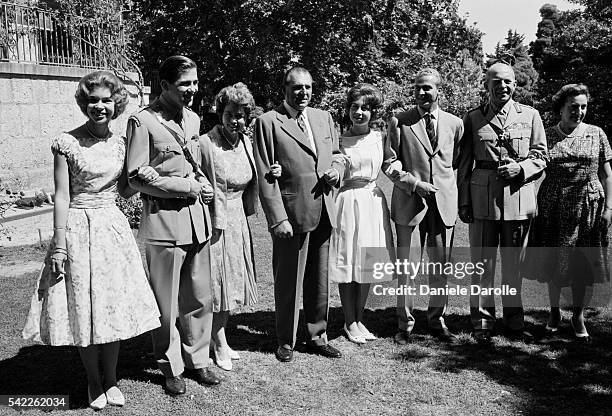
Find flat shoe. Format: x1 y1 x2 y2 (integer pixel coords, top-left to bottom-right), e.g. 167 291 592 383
357 324 378 340
344 325 366 344
545 324 559 334
88 387 107 410
105 386 125 407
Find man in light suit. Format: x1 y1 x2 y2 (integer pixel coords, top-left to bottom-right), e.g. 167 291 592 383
126 56 221 395
384 68 464 344
457 62 547 343
253 66 345 362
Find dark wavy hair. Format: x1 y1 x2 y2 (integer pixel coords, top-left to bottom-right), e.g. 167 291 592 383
159 55 197 84
345 83 384 125
551 83 590 114
74 70 128 119
214 82 256 122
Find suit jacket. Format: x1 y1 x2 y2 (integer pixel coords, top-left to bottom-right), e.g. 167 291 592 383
456 100 547 221
125 98 213 244
383 107 464 227
253 104 345 233
200 125 258 230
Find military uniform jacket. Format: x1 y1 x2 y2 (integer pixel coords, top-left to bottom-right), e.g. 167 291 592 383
456 100 547 221
383 107 464 227
125 97 213 245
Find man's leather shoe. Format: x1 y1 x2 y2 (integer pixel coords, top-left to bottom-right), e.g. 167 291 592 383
430 327 458 344
472 330 493 344
503 328 535 344
191 367 222 386
394 330 410 345
164 375 186 395
275 345 294 362
305 343 342 358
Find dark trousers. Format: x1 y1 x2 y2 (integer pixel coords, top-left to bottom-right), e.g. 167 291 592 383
469 219 530 331
272 211 331 349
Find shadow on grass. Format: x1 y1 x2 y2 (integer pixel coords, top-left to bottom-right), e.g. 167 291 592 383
3 306 611 414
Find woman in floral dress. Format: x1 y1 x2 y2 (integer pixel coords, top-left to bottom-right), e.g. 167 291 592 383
23 71 160 409
529 84 612 342
201 83 263 371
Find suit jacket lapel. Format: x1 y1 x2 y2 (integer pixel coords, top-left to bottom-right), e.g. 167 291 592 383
306 107 324 159
276 105 317 157
408 108 433 155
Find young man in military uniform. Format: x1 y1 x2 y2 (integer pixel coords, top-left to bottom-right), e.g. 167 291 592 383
126 56 221 394
457 62 547 343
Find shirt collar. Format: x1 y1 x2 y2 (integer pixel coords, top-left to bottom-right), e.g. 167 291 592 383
158 95 184 120
489 99 513 116
283 100 308 119
417 106 439 120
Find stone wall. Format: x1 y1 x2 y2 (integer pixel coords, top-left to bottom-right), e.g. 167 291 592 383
0 63 149 191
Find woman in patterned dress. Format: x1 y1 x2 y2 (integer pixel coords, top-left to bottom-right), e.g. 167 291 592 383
328 83 394 344
529 84 612 342
22 71 161 409
200 83 265 370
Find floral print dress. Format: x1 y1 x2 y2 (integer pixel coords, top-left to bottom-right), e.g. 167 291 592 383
23 132 160 346
528 123 612 286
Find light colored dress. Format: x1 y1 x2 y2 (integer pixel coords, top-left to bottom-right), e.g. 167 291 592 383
208 130 257 312
528 123 612 286
328 130 394 284
22 132 160 347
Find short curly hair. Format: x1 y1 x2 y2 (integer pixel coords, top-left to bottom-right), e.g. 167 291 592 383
345 83 384 121
214 82 256 122
551 83 590 114
74 71 128 119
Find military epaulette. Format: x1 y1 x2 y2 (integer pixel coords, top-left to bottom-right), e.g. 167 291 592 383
514 102 536 112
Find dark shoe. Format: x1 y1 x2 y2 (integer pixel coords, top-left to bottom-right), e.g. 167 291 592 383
190 367 222 386
430 327 458 344
305 343 342 358
164 375 186 395
503 328 535 344
472 330 493 344
394 330 411 345
275 345 294 362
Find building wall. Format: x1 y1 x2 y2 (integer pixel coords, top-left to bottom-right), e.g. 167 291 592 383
0 63 149 191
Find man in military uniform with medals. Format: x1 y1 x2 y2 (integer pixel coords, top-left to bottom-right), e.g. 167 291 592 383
457 61 547 343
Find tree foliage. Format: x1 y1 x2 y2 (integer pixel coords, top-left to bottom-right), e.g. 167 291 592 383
490 30 538 106
132 0 485 126
530 1 612 132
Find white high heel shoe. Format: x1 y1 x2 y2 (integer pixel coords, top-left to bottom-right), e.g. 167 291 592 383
211 340 233 371
88 387 107 410
228 347 240 360
105 386 125 407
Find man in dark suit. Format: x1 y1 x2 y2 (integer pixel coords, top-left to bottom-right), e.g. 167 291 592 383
383 68 464 344
253 66 346 362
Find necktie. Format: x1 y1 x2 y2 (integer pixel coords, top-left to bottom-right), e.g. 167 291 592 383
424 113 437 149
297 112 307 133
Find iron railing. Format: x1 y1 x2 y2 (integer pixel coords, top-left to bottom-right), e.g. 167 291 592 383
0 1 144 101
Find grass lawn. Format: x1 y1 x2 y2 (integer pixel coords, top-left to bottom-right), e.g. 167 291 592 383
1 175 611 415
